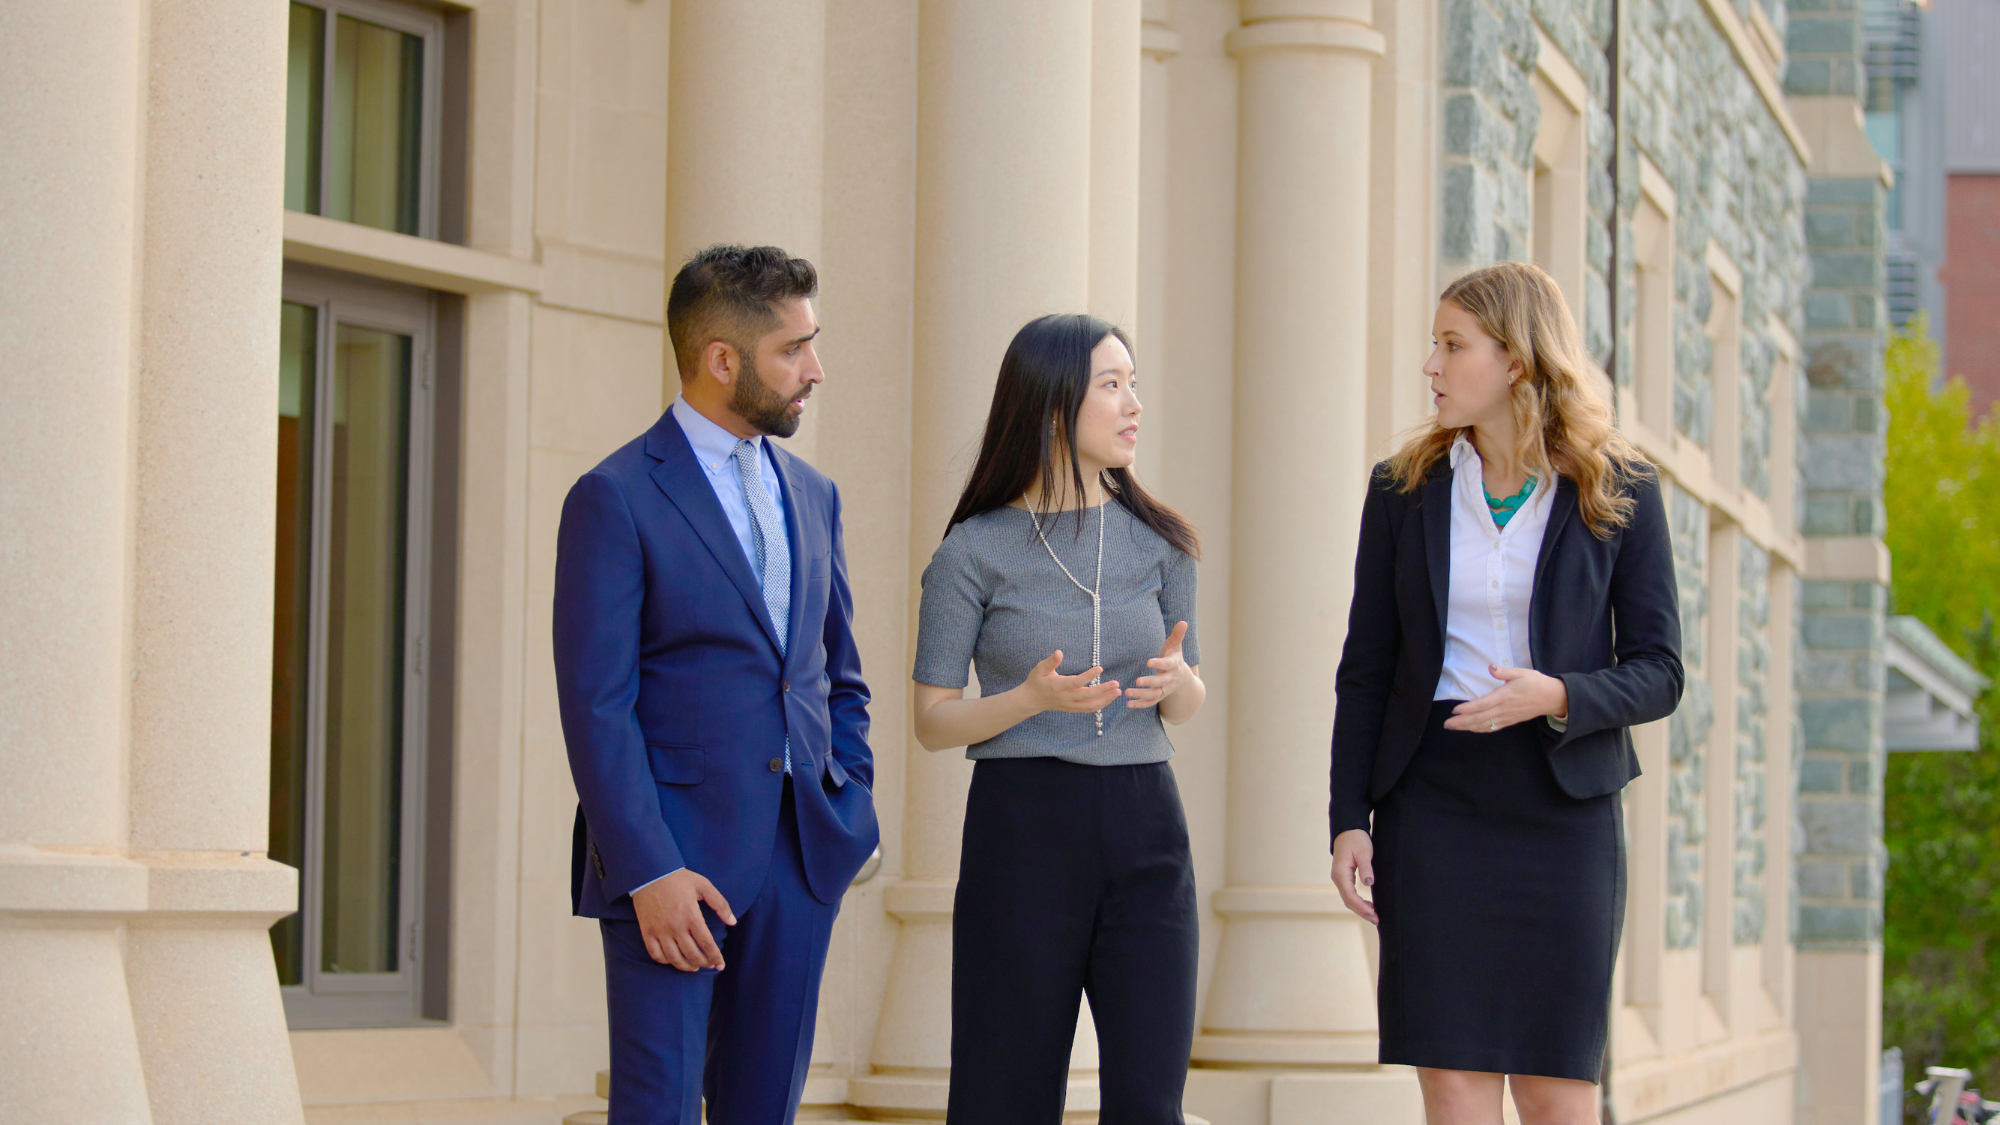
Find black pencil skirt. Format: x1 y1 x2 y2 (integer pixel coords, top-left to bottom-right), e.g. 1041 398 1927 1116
949 756 1199 1124
1372 701 1625 1082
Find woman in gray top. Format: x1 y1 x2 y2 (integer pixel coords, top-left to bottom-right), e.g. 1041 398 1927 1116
912 314 1206 1124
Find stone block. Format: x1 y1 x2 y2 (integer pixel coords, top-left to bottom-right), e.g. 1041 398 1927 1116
1852 581 1885 610
1852 395 1879 433
1807 179 1880 206
1798 904 1873 942
1798 653 1853 690
1804 388 1852 430
1801 580 1854 609
1802 696 1875 751
1800 798 1874 854
1854 292 1877 327
1797 859 1848 897
1442 0 1497 88
1805 292 1852 330
1848 756 1878 794
1802 494 1852 535
1787 14 1858 55
1853 653 1884 691
1801 432 1883 491
1811 252 1878 291
1799 757 1846 793
1852 858 1880 899
1444 93 1509 164
1805 339 1863 387
1440 163 1491 262
1785 58 1833 95
1855 495 1883 533
1806 210 1856 248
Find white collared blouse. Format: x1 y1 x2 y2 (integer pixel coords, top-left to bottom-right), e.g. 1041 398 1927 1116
1433 435 1555 703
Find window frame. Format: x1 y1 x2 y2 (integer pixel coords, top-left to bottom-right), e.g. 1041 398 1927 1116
278 264 441 1030
290 0 447 241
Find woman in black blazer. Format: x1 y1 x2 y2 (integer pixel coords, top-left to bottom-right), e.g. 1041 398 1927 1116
1329 262 1682 1125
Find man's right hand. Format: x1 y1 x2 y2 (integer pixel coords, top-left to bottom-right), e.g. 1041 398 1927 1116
632 869 737 971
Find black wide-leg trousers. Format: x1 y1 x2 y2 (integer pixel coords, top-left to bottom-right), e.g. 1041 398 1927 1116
948 756 1199 1125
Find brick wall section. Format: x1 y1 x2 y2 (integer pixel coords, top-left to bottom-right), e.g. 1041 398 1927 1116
1942 173 2000 418
1795 168 1889 948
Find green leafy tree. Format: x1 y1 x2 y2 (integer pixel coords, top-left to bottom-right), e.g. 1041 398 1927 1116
1882 314 2000 1115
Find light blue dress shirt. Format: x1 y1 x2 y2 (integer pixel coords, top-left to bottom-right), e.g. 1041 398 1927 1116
671 395 788 575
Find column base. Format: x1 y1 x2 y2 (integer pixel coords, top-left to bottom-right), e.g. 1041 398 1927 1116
125 852 302 1125
1186 1065 1423 1125
1192 886 1382 1069
0 851 155 1123
1189 1032 1381 1066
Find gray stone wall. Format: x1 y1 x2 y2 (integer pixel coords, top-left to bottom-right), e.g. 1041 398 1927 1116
1620 0 1806 488
1666 482 1713 949
1439 0 1619 362
1789 0 1891 954
1737 537 1772 945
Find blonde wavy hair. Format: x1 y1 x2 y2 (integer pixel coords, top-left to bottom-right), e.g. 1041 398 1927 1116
1385 261 1649 538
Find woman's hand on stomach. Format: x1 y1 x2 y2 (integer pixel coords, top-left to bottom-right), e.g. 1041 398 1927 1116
1441 663 1569 732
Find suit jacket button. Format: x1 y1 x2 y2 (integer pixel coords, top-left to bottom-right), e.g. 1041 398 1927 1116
782 679 791 692
768 758 783 772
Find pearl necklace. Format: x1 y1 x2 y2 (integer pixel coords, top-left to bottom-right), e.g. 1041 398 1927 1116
1028 500 1107 736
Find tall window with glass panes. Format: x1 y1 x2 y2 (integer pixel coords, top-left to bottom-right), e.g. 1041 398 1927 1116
277 0 462 1029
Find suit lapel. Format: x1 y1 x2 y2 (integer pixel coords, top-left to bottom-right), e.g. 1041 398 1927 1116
643 415 786 654
1528 475 1579 663
768 444 811 670
1422 463 1452 647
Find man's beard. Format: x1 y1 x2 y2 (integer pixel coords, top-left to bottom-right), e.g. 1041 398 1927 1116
732 352 802 438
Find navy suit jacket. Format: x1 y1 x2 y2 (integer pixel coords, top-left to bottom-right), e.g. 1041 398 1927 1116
553 411 879 917
1329 459 1684 839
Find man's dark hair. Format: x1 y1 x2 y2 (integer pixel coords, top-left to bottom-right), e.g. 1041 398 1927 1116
666 244 818 381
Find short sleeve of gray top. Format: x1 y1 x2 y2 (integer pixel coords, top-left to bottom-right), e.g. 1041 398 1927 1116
912 502 1200 766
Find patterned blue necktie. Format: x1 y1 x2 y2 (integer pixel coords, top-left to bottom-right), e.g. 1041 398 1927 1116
733 439 791 773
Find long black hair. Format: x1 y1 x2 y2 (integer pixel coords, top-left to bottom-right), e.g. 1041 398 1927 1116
946 313 1200 559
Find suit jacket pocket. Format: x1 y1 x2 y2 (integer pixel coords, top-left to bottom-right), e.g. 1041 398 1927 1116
822 753 849 789
647 741 706 785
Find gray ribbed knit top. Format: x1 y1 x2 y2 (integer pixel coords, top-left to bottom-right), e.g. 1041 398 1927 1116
912 501 1201 766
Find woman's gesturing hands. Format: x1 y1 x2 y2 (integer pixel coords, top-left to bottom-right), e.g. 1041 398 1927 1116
1441 663 1569 733
1331 828 1379 925
1124 621 1192 709
1019 650 1123 714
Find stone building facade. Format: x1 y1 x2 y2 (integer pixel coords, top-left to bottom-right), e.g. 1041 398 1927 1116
0 1 1903 1123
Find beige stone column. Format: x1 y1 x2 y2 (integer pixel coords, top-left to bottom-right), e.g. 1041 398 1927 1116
1192 0 1410 1087
1134 0 1180 488
850 1 1094 1115
665 0 827 464
121 4 306 1123
0 4 155 1122
1092 0 1142 336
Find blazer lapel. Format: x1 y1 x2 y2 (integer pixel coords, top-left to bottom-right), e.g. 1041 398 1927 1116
1422 463 1453 646
643 415 786 654
1528 475 1578 663
768 444 811 669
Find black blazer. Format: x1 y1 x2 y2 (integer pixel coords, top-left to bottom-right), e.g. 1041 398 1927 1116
1328 458 1684 839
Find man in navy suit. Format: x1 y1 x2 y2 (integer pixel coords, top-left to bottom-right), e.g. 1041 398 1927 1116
553 244 878 1124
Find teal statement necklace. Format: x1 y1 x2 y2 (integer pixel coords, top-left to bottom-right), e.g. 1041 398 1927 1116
1484 475 1537 529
